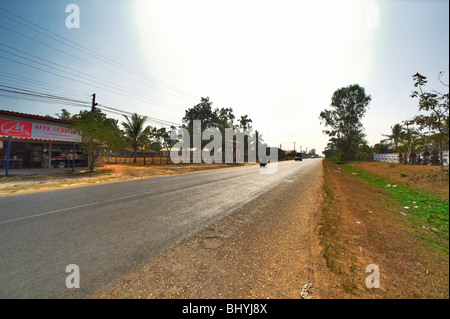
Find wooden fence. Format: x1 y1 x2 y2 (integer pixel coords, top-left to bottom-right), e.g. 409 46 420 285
105 155 299 166
105 155 173 165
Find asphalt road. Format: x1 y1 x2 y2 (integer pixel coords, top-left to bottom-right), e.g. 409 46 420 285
0 159 322 298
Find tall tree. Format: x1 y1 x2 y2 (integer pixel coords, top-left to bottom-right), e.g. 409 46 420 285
121 113 151 164
183 97 218 152
214 107 236 161
183 97 218 131
239 115 253 158
69 108 123 171
397 120 421 164
152 126 180 164
216 107 235 130
55 108 73 121
319 84 371 160
183 97 257 163
410 71 449 170
239 115 253 131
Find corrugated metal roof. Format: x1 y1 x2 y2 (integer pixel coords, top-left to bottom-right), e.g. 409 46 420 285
0 109 74 125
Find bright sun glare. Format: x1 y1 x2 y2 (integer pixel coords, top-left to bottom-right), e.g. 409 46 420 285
133 0 377 146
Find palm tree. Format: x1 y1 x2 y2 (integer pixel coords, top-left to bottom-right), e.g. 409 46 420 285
396 121 420 164
382 123 405 153
239 115 252 131
239 115 253 160
121 113 151 164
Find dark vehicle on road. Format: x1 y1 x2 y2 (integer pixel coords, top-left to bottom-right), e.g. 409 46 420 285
260 154 268 167
295 153 303 161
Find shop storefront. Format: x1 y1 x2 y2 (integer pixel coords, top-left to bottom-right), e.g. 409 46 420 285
0 110 86 173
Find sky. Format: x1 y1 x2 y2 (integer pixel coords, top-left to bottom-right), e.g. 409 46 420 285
0 0 448 153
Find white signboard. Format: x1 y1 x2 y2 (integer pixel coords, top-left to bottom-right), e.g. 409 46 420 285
31 123 82 142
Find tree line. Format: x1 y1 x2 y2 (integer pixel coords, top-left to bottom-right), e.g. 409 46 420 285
320 70 449 170
55 96 258 171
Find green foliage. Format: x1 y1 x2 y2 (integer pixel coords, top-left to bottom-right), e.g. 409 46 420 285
183 97 219 133
55 108 72 121
354 142 373 161
150 126 178 164
152 126 178 150
239 115 252 131
410 71 449 169
320 84 371 161
381 123 405 153
57 108 123 171
373 142 391 154
183 97 253 133
182 97 256 161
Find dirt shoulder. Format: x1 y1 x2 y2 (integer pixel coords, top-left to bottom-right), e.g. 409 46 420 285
0 163 255 197
91 160 332 299
319 160 449 298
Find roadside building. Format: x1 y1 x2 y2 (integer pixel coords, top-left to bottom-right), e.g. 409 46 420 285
0 110 85 172
373 153 400 163
443 151 449 166
373 152 449 166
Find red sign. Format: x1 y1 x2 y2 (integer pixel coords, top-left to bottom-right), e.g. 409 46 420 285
0 118 82 142
0 119 32 138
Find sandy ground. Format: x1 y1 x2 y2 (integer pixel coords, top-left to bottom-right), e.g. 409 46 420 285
0 163 253 197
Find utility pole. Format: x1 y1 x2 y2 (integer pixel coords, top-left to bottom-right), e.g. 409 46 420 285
293 142 296 152
91 93 97 119
89 93 98 171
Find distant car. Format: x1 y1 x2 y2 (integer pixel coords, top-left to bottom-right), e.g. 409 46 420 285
295 153 303 161
260 154 268 167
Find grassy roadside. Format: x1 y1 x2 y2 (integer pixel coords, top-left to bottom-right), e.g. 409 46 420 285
343 164 449 254
318 160 449 298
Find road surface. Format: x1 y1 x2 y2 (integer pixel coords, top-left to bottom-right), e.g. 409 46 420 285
0 159 322 298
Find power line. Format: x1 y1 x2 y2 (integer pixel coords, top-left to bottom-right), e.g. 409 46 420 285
0 53 193 115
0 84 90 105
97 95 183 121
0 86 91 108
0 7 201 128
0 70 91 99
0 44 190 112
0 23 197 104
0 25 196 113
98 103 182 127
0 83 183 128
0 8 199 102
